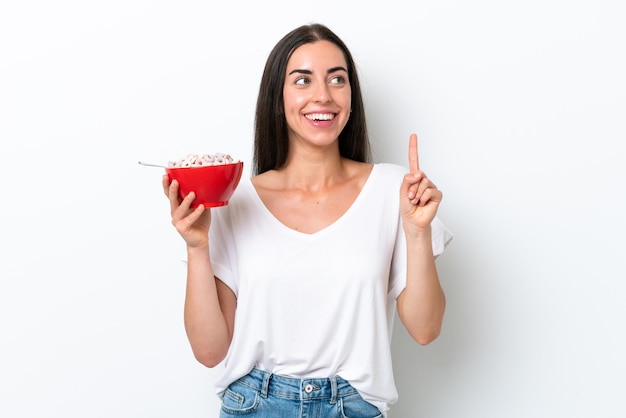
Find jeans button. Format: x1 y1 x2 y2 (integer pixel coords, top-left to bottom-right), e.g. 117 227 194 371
304 383 314 393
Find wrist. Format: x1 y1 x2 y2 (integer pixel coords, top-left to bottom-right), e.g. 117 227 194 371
186 243 209 258
404 223 432 241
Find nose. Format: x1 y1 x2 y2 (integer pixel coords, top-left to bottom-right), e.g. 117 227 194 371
313 83 332 103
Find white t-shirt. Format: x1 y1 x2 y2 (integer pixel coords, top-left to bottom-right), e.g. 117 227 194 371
208 163 453 415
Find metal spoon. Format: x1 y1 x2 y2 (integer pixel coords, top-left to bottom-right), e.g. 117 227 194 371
138 161 167 168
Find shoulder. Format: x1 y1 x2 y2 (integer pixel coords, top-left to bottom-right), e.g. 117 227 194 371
250 169 285 193
344 160 374 187
214 176 254 217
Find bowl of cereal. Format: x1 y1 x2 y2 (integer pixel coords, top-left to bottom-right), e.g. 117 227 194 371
166 153 244 208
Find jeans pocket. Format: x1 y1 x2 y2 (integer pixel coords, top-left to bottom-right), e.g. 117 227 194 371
220 381 261 416
339 393 383 418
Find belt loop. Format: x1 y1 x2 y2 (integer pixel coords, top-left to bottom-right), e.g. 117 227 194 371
329 376 338 404
260 371 271 398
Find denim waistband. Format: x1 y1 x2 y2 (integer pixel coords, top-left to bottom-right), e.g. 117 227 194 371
235 368 359 403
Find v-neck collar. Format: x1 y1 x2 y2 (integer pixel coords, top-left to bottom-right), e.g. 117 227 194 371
244 164 379 238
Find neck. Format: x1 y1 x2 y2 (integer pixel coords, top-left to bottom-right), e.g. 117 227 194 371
280 149 347 191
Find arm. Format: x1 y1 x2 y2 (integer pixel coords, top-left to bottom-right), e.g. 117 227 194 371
184 245 236 367
396 134 446 345
163 175 236 367
396 225 445 345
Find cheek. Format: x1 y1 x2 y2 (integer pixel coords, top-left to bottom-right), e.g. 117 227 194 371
282 95 302 128
283 91 307 111
338 87 352 108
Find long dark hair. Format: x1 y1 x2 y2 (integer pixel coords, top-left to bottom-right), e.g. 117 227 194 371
253 23 371 175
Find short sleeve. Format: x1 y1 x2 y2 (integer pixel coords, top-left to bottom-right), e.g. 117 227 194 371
208 205 239 296
431 216 454 257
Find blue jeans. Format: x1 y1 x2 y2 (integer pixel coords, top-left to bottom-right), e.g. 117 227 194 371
219 368 383 417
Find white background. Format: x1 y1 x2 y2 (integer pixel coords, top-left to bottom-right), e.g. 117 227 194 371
1 1 625 417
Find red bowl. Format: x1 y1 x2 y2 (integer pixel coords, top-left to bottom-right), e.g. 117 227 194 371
166 161 244 208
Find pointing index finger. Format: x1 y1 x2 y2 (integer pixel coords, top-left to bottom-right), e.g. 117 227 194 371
408 133 420 173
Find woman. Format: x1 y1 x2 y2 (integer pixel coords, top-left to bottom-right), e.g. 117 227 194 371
163 23 453 418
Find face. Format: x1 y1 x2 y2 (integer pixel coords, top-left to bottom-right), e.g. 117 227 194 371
283 40 351 151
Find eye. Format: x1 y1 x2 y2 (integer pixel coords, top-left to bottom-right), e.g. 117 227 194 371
295 77 310 85
329 75 346 85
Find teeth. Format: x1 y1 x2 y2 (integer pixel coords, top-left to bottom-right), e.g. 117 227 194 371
305 113 334 121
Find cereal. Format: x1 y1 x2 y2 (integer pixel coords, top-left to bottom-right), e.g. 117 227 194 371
167 153 238 168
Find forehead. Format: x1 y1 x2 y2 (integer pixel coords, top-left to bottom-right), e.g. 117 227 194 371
287 40 348 70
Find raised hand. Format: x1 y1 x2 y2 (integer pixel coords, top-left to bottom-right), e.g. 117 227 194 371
399 133 442 232
162 174 211 248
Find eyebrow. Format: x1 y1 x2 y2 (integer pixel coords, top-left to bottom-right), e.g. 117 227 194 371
288 66 348 76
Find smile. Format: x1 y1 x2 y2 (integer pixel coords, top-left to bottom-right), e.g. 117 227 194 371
304 113 335 121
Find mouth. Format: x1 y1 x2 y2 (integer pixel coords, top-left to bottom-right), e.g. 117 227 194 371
304 113 336 121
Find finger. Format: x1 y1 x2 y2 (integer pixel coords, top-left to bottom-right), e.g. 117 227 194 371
406 174 422 200
403 172 422 199
177 203 206 229
167 180 183 212
171 191 196 224
408 133 420 173
414 179 442 205
407 175 438 205
187 204 206 224
418 188 443 207
162 174 171 197
415 177 436 199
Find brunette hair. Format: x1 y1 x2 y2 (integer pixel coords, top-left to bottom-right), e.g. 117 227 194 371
252 23 371 175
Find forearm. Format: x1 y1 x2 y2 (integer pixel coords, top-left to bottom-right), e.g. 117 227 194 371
397 226 446 345
184 245 231 367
